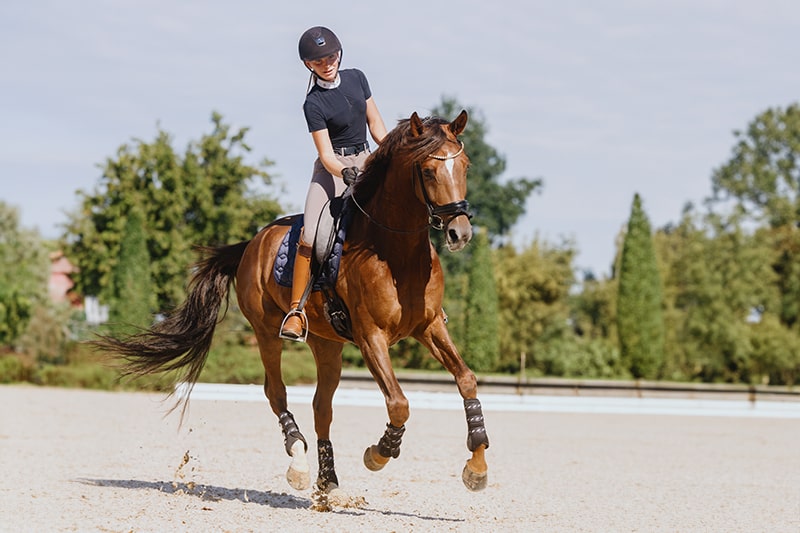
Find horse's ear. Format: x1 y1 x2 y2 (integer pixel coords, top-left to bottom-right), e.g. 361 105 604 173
449 110 468 136
410 112 425 137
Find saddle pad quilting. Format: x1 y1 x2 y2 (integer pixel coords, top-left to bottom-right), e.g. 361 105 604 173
273 209 348 290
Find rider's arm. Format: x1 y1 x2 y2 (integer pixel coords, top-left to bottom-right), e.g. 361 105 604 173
366 97 387 144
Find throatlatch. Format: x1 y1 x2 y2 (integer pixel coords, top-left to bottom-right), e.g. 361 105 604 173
464 398 490 452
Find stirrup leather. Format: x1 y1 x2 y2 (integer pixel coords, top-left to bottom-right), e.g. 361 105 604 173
279 308 309 342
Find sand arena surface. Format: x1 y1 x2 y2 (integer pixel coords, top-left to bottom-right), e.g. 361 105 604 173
1 384 798 532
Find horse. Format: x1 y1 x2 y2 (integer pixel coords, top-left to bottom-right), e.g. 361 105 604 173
95 110 490 497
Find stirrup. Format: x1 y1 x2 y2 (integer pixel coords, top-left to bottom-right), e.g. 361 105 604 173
279 308 308 342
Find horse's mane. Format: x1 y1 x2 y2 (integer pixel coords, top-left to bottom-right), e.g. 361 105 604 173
351 116 452 203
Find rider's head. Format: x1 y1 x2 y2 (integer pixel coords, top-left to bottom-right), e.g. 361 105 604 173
299 26 342 81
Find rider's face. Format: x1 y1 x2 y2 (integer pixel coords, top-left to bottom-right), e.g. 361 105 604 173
306 52 340 81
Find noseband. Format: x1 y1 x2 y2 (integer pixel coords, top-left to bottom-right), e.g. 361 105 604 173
416 141 472 231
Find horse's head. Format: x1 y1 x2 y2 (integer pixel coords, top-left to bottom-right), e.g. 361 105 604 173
409 110 473 252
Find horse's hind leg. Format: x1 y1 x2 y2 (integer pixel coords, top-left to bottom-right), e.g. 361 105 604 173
252 322 310 490
306 334 344 493
416 317 490 491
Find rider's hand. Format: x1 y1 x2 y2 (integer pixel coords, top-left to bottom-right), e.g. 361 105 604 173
342 166 360 186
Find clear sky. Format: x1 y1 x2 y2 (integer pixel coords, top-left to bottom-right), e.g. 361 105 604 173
2 1 799 276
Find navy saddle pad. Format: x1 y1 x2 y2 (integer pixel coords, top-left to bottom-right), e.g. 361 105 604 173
273 201 349 290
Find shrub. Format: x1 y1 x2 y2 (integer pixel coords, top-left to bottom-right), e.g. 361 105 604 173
0 354 33 383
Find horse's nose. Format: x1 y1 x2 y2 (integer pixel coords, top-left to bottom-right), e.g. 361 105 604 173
446 217 473 252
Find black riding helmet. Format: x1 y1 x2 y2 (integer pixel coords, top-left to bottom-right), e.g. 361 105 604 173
298 26 342 62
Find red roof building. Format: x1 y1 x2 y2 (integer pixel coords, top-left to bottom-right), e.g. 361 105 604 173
48 251 80 307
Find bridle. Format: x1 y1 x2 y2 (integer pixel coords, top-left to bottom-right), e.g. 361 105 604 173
417 141 472 231
350 140 473 234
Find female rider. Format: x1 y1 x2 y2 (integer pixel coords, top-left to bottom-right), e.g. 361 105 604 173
281 26 388 340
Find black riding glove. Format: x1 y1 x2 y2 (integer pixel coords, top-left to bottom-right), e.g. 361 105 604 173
341 166 360 186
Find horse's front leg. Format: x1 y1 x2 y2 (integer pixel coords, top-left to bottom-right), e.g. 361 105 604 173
358 334 410 472
279 410 310 490
462 397 489 491
417 316 490 491
363 420 407 472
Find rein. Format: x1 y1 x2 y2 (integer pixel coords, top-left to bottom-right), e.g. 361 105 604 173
350 140 472 234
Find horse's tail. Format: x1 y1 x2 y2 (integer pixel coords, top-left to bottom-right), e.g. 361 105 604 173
94 241 250 404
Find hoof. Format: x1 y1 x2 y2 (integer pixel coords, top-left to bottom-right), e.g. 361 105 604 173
363 445 390 472
287 467 310 491
462 462 488 492
286 440 310 490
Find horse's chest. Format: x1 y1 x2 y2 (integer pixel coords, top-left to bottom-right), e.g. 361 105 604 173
346 248 439 310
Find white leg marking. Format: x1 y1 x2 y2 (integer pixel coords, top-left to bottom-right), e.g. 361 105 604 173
289 440 309 473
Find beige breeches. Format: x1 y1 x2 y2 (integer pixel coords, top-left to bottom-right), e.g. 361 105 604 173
300 151 370 247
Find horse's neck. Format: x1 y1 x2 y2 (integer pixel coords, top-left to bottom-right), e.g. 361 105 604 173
371 166 428 232
347 166 431 259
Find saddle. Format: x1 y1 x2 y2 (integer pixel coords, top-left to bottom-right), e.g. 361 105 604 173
273 196 354 340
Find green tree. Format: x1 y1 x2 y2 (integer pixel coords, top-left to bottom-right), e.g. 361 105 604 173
748 313 800 385
656 206 787 383
768 224 800 329
108 208 154 334
495 239 575 372
570 275 617 342
616 193 665 379
653 208 708 381
0 202 50 348
698 104 800 383
711 103 800 228
710 103 800 329
65 112 283 312
463 228 499 372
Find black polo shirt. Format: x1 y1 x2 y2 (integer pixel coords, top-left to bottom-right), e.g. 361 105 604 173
303 68 372 149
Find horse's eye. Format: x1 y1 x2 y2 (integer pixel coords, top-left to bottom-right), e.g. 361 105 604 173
423 168 436 180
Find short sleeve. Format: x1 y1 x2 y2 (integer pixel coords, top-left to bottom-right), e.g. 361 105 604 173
354 69 372 100
303 100 327 133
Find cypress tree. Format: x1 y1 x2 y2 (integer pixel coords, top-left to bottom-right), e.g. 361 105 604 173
617 194 665 378
108 208 154 334
464 227 499 372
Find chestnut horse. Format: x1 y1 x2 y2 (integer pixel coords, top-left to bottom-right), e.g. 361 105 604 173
97 111 490 495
